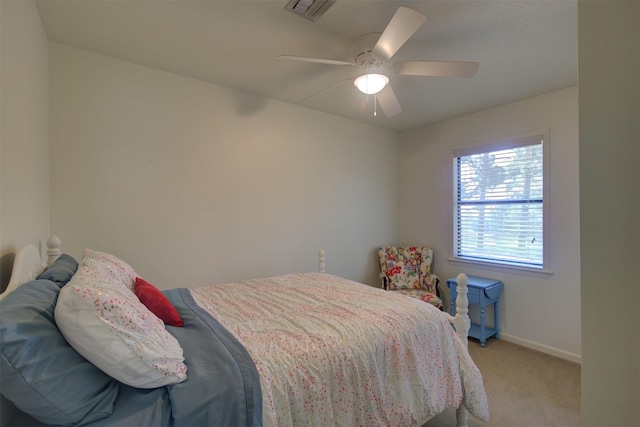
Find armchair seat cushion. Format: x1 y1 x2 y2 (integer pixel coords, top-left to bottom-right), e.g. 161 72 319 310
394 289 443 309
378 246 443 310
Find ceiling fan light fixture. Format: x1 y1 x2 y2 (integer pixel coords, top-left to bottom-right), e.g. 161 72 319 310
354 74 389 95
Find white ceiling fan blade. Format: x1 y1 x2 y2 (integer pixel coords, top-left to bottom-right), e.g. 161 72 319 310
394 61 480 78
373 7 427 60
297 76 356 104
277 55 354 66
377 85 401 117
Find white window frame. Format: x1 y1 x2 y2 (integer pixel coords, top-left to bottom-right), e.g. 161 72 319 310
448 128 552 277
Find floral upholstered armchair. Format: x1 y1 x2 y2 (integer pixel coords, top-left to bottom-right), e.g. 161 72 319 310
377 246 443 310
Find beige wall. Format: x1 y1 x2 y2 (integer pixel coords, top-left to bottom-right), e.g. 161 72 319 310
0 1 50 424
49 44 399 288
4 2 639 425
0 0 50 288
578 2 640 425
398 87 581 361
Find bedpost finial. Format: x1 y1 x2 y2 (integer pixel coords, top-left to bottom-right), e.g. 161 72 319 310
456 273 468 289
47 235 61 249
46 235 62 266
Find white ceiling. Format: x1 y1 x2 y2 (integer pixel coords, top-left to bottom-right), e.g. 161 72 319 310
35 0 577 132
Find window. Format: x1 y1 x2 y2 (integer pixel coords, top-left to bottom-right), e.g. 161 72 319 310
451 130 549 271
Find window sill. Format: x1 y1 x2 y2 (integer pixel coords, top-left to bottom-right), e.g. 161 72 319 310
447 257 554 278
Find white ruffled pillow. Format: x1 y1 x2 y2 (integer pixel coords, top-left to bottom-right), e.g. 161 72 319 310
55 257 187 388
80 248 137 291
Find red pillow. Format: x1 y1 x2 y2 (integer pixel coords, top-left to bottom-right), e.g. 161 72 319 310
134 277 183 327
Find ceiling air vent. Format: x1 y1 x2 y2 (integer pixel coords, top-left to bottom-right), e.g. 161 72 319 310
284 0 336 22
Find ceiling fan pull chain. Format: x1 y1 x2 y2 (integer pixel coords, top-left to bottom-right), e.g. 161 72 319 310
374 94 377 117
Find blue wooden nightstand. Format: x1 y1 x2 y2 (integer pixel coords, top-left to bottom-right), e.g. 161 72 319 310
446 276 503 347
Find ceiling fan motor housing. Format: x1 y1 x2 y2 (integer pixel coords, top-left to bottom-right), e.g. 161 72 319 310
352 33 385 69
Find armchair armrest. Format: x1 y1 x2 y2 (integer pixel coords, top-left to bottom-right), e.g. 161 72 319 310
420 273 440 295
379 273 389 290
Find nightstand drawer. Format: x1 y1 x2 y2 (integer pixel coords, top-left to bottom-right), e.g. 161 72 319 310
467 286 481 304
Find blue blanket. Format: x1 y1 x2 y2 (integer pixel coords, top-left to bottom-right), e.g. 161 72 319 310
10 288 262 427
164 288 262 427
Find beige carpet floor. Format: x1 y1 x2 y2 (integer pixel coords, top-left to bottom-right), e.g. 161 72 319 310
425 339 581 427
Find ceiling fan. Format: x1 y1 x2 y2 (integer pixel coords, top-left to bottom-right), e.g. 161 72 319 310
279 6 479 117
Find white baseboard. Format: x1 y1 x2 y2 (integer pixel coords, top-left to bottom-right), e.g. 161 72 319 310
499 333 582 364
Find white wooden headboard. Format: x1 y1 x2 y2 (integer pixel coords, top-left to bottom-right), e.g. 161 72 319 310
0 236 62 300
0 238 322 299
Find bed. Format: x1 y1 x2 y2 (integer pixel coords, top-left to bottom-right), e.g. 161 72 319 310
0 236 488 427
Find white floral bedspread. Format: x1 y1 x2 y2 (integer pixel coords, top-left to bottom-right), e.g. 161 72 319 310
191 273 488 427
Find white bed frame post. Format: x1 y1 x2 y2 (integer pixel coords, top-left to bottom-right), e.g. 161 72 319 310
46 235 62 266
451 273 471 345
318 249 325 273
450 273 470 427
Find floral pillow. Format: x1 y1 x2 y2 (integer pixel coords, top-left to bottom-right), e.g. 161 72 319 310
81 248 137 291
55 265 187 388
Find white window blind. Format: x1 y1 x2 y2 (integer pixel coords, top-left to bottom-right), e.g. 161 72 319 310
453 134 544 268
